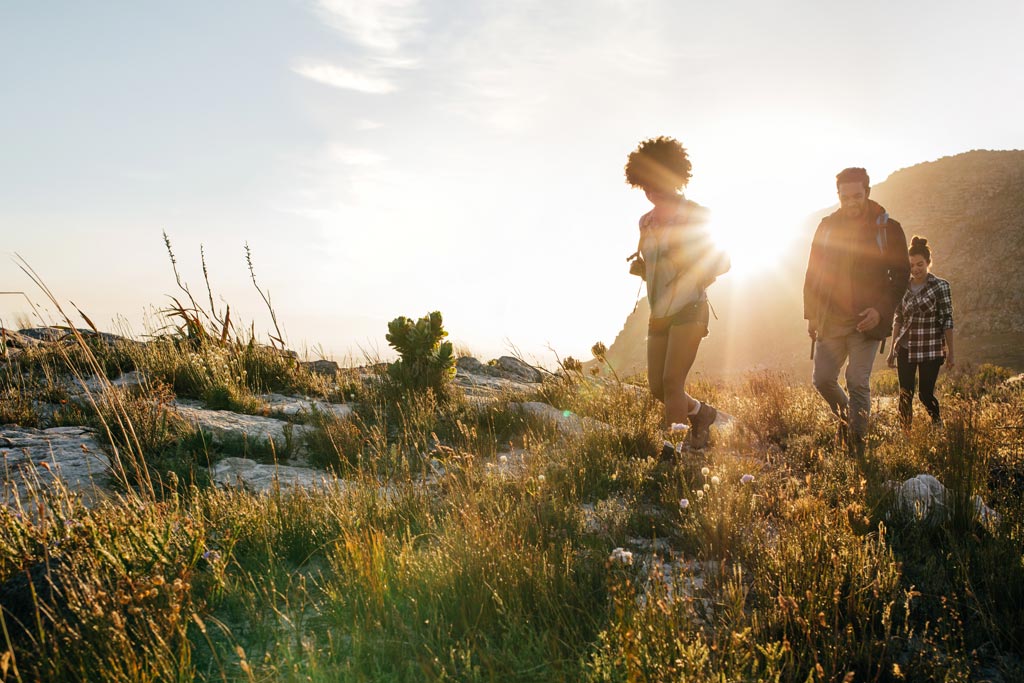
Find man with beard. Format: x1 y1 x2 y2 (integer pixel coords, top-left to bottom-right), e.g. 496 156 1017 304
804 167 909 452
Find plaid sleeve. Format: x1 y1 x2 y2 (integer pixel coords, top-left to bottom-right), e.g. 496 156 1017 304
893 292 906 326
936 279 953 329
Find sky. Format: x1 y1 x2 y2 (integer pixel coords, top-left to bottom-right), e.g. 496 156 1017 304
2 0 1022 364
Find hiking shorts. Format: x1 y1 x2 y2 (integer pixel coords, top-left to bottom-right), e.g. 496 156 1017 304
648 300 709 338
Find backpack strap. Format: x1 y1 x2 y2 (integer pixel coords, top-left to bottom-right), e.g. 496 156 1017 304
875 212 889 253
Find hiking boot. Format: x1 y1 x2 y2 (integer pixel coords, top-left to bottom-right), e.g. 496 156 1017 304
659 440 676 461
688 403 718 451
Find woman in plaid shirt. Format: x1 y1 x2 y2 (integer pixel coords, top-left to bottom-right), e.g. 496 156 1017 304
887 236 955 426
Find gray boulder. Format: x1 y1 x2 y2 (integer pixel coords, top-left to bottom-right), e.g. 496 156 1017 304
1 426 113 504
493 356 543 383
302 359 340 376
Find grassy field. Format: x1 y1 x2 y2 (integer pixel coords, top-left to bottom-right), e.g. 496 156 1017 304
2 312 1024 682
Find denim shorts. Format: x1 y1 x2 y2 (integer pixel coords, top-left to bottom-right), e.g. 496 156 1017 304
648 300 709 338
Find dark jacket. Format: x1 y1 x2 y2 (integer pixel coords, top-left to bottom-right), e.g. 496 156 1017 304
803 199 909 340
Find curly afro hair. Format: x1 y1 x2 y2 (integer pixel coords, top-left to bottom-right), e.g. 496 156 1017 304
624 136 692 193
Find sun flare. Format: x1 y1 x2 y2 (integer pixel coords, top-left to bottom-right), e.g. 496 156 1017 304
708 205 802 280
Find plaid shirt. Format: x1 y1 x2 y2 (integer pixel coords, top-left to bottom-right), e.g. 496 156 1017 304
892 273 953 362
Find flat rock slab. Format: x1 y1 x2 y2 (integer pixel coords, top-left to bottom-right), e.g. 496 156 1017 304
74 370 147 395
454 369 538 399
260 393 352 420
172 399 316 445
210 457 344 493
1 426 113 504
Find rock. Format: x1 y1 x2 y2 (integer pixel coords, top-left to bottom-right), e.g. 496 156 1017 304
210 457 342 493
493 356 543 383
1 329 43 350
17 327 132 346
260 393 352 420
895 474 948 522
171 399 315 450
453 356 542 399
456 356 486 373
74 370 147 395
16 327 75 342
454 368 534 398
890 473 1000 528
0 426 113 504
302 359 339 376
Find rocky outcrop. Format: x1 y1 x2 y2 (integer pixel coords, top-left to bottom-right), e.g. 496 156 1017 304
171 399 316 449
0 426 112 504
211 457 343 493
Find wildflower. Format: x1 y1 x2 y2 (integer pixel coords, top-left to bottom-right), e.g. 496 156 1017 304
609 547 633 565
537 474 546 483
741 474 755 484
704 483 711 492
203 549 221 564
669 422 689 433
679 498 690 509
499 455 508 465
711 475 720 487
701 466 710 477
696 490 704 500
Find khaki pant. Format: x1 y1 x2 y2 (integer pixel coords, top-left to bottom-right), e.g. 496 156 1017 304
812 332 880 438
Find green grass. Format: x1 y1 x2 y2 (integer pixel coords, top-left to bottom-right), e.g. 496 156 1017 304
3 308 1024 681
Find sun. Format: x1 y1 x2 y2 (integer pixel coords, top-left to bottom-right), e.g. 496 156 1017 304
707 203 802 280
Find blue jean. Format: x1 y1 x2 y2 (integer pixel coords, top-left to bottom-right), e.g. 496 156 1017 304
812 333 881 438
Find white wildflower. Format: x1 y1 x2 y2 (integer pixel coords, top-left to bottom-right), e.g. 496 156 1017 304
711 475 720 487
609 547 633 565
669 422 689 433
537 474 546 483
499 454 508 464
701 466 710 477
679 498 690 509
696 490 705 500
704 483 711 492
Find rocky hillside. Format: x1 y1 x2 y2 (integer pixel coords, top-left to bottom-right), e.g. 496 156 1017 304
603 150 1024 379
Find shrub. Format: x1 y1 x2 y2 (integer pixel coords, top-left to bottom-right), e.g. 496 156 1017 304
944 362 1016 399
385 311 456 397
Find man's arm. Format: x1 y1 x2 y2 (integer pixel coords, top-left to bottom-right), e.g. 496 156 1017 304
884 220 910 319
803 220 828 337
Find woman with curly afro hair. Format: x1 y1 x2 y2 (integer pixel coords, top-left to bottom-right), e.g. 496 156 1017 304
625 136 730 452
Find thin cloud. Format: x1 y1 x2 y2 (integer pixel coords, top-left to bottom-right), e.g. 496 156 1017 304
293 60 396 93
316 0 423 53
328 144 387 165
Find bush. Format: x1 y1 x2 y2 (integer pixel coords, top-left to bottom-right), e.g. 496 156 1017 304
385 311 456 397
944 363 1016 399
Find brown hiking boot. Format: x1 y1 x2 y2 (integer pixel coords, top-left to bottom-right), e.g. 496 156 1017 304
688 403 718 450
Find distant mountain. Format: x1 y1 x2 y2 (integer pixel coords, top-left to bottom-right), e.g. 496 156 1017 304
603 150 1024 379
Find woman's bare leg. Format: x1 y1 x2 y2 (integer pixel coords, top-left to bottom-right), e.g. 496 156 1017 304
662 323 703 427
647 332 668 404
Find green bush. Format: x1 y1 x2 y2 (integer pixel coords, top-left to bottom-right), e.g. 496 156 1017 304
385 311 456 397
944 362 1016 399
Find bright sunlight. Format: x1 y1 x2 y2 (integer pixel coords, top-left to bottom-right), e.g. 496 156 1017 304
708 203 804 279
